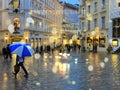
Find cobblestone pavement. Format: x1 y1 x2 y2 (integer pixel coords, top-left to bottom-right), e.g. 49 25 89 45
0 51 120 90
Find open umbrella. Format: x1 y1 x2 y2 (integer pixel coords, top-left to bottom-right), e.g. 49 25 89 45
9 43 35 57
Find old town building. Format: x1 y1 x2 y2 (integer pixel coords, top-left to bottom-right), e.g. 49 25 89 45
0 0 63 53
79 0 110 52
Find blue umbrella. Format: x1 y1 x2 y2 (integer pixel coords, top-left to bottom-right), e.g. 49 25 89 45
9 43 35 57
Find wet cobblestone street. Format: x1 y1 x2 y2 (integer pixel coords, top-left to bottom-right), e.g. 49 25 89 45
0 52 120 90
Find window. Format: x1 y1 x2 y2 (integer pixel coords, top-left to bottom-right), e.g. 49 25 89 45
101 0 105 9
101 16 105 29
88 20 90 30
112 18 120 38
88 5 90 13
82 22 84 30
82 8 85 16
94 18 97 28
94 2 97 12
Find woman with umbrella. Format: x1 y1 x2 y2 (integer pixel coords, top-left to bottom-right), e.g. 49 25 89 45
9 43 34 78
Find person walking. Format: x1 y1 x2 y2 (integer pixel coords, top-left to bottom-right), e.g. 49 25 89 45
6 44 12 60
2 46 8 61
14 55 28 78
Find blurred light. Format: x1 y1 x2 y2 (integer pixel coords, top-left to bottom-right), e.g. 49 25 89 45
25 23 29 27
89 88 92 90
100 62 105 68
75 58 78 61
75 61 78 64
8 24 14 33
86 59 89 61
59 53 63 56
36 82 41 86
26 17 34 24
88 65 93 71
34 53 40 59
63 53 67 57
104 57 109 63
67 54 70 56
5 37 8 40
72 81 76 85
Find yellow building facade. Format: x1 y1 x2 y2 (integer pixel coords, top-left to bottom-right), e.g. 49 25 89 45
0 0 63 53
79 0 110 52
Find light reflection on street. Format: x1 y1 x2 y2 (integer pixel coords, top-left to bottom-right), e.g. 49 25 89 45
1 52 120 90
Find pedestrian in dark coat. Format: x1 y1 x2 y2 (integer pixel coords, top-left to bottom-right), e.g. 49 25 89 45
13 55 28 78
2 46 8 60
7 44 12 60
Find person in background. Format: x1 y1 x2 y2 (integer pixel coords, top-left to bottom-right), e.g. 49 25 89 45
7 44 12 60
2 46 8 61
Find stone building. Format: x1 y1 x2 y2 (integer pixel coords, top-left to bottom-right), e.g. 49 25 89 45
0 0 63 53
60 2 80 46
79 0 110 52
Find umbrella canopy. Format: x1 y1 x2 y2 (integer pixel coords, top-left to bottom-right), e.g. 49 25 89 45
9 43 35 57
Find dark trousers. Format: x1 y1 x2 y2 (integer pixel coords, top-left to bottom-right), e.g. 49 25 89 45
19 62 28 75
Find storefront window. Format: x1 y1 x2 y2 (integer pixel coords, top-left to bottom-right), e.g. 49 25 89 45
99 37 105 47
112 39 118 47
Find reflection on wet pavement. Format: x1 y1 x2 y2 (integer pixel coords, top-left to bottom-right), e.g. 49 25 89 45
0 52 120 90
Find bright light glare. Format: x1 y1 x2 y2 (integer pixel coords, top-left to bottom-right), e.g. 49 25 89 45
100 62 105 68
104 57 109 63
34 53 40 59
86 59 89 61
72 81 76 85
88 65 93 71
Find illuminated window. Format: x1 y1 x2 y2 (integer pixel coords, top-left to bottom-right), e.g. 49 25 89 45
112 39 118 47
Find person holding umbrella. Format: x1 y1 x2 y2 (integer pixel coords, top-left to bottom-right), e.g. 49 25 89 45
14 55 28 78
9 43 35 78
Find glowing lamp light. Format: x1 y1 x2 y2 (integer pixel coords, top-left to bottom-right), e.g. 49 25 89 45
8 24 14 33
26 17 34 24
91 31 96 35
49 36 54 43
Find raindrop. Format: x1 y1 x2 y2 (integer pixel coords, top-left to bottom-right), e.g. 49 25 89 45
89 88 92 90
75 58 78 61
75 61 78 64
67 53 70 56
104 57 109 63
59 53 63 56
86 62 89 64
34 53 40 59
86 59 89 61
36 82 41 86
100 62 105 68
72 81 76 85
88 65 94 71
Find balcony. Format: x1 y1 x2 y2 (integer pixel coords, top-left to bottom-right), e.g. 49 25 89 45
79 13 85 20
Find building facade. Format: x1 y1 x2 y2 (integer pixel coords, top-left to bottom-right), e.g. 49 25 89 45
79 0 110 52
0 0 63 53
108 0 120 51
61 2 80 46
